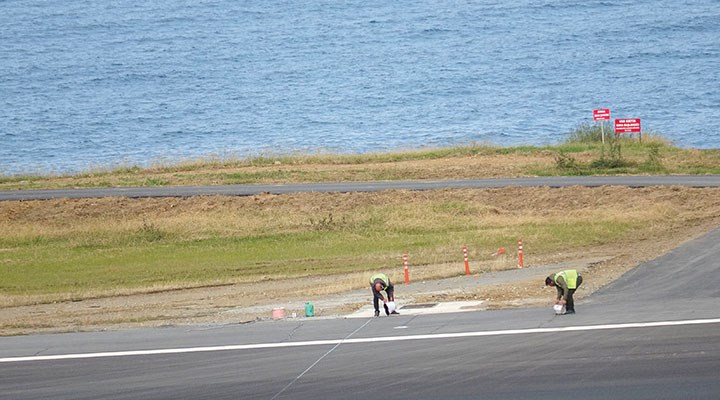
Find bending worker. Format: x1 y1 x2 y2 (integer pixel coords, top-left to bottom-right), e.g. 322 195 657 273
545 269 583 314
370 272 399 317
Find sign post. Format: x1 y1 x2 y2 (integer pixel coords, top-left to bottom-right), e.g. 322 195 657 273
593 108 611 143
614 118 642 142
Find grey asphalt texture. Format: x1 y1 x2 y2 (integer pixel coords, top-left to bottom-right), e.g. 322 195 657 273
2 175 720 201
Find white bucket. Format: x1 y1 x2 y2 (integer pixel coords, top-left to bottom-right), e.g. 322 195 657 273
386 301 396 313
553 304 565 315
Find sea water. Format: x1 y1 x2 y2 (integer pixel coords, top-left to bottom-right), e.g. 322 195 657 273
1 0 718 175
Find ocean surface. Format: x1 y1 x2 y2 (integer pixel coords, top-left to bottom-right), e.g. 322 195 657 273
1 0 719 176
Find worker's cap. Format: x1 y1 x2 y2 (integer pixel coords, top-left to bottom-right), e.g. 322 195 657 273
544 276 553 286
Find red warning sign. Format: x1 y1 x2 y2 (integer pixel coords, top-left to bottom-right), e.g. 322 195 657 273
593 108 611 121
614 118 641 133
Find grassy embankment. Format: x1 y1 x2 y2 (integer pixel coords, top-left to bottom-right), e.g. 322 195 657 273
1 130 719 307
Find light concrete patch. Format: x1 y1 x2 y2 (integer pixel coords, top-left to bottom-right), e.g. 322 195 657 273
345 301 486 319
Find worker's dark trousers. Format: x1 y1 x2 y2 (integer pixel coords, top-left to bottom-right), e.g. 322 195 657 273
566 275 583 312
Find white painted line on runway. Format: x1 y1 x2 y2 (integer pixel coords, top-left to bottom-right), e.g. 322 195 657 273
3 318 719 364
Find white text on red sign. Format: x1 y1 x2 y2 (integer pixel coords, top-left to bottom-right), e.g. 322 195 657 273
614 118 641 133
593 108 611 121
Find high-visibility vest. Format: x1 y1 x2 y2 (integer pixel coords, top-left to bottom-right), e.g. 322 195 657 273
370 273 389 287
554 270 579 289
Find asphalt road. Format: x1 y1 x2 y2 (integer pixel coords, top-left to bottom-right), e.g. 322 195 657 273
2 225 719 399
2 175 720 201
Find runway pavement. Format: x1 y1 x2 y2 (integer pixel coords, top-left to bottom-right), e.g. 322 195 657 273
2 175 720 201
2 227 719 399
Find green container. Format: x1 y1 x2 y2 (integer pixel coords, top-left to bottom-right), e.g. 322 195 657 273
304 302 314 317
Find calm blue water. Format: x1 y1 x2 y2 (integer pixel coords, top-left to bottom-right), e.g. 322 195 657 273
1 0 719 176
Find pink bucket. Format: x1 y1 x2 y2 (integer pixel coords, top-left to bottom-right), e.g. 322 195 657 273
271 307 285 319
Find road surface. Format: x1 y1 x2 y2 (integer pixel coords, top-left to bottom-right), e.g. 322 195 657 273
2 175 720 201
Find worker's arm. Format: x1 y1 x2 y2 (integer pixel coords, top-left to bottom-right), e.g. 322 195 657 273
555 275 569 302
372 287 386 302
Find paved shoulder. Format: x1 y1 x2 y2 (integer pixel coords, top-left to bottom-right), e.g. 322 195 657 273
2 175 720 201
590 227 720 302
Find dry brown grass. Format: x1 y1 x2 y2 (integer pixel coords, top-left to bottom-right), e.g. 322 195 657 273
3 186 716 250
5 142 718 190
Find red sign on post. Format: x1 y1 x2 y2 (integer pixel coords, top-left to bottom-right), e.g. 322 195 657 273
614 118 641 133
593 108 611 121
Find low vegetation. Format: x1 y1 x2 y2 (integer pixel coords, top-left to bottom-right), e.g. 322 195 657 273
1 127 719 309
1 126 719 189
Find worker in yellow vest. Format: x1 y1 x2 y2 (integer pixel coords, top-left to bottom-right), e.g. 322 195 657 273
545 269 583 314
370 273 399 317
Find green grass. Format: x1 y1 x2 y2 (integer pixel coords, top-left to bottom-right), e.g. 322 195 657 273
0 209 647 301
